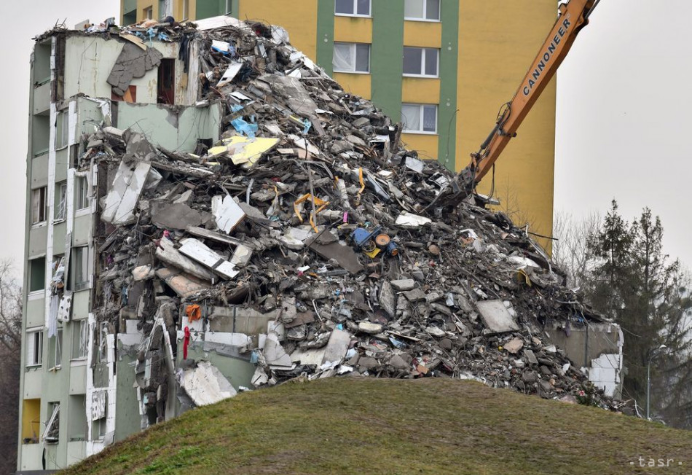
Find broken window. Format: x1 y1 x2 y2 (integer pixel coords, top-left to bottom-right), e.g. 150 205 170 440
335 0 371 16
55 181 67 221
72 247 89 291
98 322 109 363
26 329 44 367
72 320 88 360
76 176 89 210
402 104 438 134
68 395 87 441
333 43 370 74
29 257 46 292
31 186 48 224
157 58 176 105
43 403 60 444
405 0 440 21
34 41 52 86
403 47 439 77
55 111 69 149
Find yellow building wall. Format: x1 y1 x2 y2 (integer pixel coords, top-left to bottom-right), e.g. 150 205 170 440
402 77 440 104
403 21 441 48
136 0 157 21
457 0 556 247
333 73 371 100
334 17 372 43
239 0 318 60
402 134 438 161
22 399 41 441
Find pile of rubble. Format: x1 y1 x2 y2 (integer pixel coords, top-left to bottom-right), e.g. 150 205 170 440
73 15 622 414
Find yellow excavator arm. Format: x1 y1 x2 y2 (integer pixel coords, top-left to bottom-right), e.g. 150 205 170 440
446 0 600 204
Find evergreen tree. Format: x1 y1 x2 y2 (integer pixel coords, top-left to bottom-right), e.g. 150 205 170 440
586 202 692 426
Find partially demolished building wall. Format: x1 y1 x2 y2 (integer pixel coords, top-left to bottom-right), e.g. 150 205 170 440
18 15 624 473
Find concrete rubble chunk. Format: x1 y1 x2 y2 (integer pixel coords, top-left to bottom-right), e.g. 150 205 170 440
101 160 151 225
107 43 163 97
391 279 416 291
182 361 237 406
358 322 383 334
379 281 396 318
155 238 215 281
212 195 246 234
476 300 520 333
504 338 524 354
179 238 239 280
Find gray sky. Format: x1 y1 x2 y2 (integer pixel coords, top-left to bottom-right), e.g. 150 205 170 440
0 0 689 278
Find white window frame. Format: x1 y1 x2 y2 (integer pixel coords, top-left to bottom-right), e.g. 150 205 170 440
335 0 371 17
333 42 371 74
26 329 44 367
72 247 90 292
31 186 48 226
75 176 89 211
72 320 88 361
51 329 63 370
55 111 69 150
402 103 438 134
403 47 439 78
404 0 441 22
55 181 67 222
144 6 153 19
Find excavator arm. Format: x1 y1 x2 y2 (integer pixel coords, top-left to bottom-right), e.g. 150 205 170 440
445 0 600 205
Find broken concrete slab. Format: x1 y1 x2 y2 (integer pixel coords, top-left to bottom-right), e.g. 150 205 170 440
379 281 396 318
150 201 205 230
504 338 524 354
179 238 239 280
322 328 351 365
230 245 253 268
181 361 237 406
391 279 416 291
155 238 215 281
156 267 209 298
306 230 364 275
212 195 246 234
476 299 520 333
263 333 293 369
101 160 151 225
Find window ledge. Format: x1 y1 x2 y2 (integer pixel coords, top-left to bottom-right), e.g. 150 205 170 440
48 365 62 372
402 131 438 135
55 145 68 152
404 18 441 23
335 13 372 18
70 358 87 366
403 74 439 79
31 221 47 229
28 290 46 300
25 365 42 370
75 207 91 217
53 218 66 225
333 70 371 75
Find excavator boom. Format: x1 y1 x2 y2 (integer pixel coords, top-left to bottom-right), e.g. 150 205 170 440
445 0 599 204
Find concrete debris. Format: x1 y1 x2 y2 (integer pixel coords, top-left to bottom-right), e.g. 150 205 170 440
181 361 237 406
107 43 163 97
61 13 623 432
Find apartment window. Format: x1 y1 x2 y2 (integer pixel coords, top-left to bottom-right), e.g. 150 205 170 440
71 320 88 360
72 247 89 291
157 58 176 105
333 43 371 73
402 104 438 134
76 176 89 210
182 0 189 19
26 329 44 367
32 186 48 225
335 0 371 17
43 403 60 444
29 257 46 292
55 181 67 221
403 47 439 77
68 395 87 442
144 7 153 19
55 111 69 149
405 0 440 21
51 329 63 369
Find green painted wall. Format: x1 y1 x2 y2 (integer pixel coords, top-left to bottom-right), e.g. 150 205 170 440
115 349 142 442
316 0 335 75
371 0 404 119
438 0 460 171
196 0 225 19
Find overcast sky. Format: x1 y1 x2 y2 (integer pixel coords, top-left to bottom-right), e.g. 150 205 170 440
0 0 689 279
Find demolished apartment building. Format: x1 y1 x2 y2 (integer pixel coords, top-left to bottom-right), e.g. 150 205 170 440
18 15 624 472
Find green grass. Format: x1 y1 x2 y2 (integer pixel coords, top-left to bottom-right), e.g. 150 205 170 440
62 378 692 475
